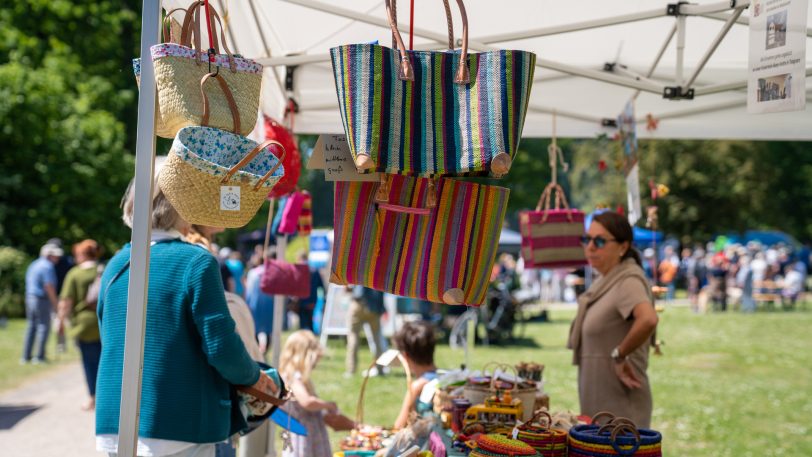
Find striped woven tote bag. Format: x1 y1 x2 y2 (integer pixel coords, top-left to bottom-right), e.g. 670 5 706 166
519 183 587 270
330 175 509 306
329 0 536 178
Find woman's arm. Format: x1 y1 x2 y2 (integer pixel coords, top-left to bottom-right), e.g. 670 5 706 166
289 379 337 413
394 378 428 429
614 301 658 389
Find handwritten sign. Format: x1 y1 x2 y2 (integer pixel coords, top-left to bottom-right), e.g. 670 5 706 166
309 135 379 182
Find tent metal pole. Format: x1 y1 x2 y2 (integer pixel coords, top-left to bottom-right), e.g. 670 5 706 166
280 0 665 94
118 1 160 456
694 67 812 96
527 105 604 124
473 7 668 43
632 23 677 101
680 0 750 16
702 12 812 37
538 58 664 94
683 7 745 90
675 14 686 87
612 66 663 87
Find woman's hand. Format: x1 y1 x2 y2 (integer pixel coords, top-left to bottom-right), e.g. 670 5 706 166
614 359 642 389
251 371 279 395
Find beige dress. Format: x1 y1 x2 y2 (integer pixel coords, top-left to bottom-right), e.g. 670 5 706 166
576 272 653 427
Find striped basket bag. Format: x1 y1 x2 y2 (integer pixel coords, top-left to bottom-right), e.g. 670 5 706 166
329 0 535 177
151 1 261 137
513 411 568 457
568 412 662 457
519 183 587 270
330 174 509 306
469 434 540 457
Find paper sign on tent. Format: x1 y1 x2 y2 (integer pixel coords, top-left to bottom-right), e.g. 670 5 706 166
308 135 379 182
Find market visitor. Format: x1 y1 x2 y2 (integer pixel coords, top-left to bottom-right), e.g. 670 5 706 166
345 286 385 377
568 211 659 427
279 330 355 457
295 250 324 333
95 160 279 457
21 242 63 364
56 239 103 411
246 253 276 355
393 321 438 429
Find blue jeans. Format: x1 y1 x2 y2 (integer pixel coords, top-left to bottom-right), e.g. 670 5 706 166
78 340 102 396
214 442 236 457
22 296 52 361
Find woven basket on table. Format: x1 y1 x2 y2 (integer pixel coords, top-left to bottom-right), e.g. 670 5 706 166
567 412 662 457
513 410 568 457
464 363 537 421
469 434 539 457
151 0 261 137
159 125 285 228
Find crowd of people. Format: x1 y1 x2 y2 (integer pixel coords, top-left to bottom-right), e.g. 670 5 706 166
646 241 809 312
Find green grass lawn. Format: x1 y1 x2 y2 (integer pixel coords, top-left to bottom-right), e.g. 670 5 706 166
0 318 79 392
2 307 811 455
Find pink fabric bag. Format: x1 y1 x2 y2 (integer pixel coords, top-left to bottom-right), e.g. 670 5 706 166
519 183 587 270
260 259 311 298
278 191 305 234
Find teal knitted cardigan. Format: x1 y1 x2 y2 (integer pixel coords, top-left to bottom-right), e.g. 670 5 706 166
95 239 261 443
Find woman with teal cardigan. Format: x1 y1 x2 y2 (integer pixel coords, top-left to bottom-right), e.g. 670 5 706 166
95 159 278 457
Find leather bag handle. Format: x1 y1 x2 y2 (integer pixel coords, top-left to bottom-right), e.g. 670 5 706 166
179 1 237 72
374 175 438 212
221 140 287 191
383 0 469 84
199 72 241 133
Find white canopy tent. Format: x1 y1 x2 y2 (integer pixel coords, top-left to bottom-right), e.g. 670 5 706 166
119 1 811 456
165 0 812 140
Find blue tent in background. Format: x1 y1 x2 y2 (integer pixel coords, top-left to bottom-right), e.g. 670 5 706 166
633 227 664 246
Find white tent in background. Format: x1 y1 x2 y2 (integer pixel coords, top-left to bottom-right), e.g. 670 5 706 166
166 0 812 140
120 1 811 456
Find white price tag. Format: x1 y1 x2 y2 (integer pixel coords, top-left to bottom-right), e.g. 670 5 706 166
220 186 241 211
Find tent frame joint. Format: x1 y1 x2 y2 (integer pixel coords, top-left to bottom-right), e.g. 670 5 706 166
601 118 618 128
663 86 695 100
666 1 690 16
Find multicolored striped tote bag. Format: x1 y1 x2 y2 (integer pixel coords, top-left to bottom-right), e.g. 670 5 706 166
329 0 536 178
330 174 509 306
519 183 587 270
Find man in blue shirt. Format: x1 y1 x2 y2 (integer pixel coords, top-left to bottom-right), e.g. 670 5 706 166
22 243 63 364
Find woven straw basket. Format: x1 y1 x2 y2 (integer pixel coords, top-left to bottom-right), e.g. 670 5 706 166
151 1 261 137
159 126 286 228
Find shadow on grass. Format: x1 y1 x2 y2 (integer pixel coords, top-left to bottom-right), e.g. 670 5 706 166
0 404 40 430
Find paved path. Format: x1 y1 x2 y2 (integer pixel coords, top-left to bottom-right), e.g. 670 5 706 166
0 362 98 457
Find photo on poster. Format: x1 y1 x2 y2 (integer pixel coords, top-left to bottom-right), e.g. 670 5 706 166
765 10 788 50
757 73 793 102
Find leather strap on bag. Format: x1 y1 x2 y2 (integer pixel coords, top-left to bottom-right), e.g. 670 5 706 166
220 140 287 191
235 385 287 407
179 1 236 72
199 72 241 133
384 0 469 84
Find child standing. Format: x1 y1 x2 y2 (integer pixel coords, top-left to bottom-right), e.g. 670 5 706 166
280 331 355 457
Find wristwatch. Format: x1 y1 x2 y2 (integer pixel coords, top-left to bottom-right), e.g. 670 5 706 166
611 346 626 363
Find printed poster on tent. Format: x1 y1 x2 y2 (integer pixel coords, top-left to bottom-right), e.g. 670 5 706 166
747 0 808 114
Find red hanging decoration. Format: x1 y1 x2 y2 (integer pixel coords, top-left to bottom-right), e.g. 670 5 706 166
264 116 302 198
598 159 607 172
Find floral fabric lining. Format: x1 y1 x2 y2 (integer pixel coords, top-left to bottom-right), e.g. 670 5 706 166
172 126 284 188
150 44 263 74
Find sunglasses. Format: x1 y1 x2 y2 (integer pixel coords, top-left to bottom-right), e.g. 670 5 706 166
580 235 618 248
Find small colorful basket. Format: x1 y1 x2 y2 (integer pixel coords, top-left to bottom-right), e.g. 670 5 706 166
567 412 662 457
514 411 567 457
469 434 540 457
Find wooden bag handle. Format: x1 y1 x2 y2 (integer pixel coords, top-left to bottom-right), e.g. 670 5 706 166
383 0 469 84
356 352 412 425
220 139 287 191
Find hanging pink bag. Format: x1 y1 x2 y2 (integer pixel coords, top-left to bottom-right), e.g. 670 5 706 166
278 191 305 234
519 183 587 270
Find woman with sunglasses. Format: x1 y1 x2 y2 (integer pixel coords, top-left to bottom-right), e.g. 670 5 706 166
567 211 659 427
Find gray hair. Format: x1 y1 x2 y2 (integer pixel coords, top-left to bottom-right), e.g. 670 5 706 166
121 156 184 231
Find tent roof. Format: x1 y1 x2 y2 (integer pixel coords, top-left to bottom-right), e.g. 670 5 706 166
167 0 812 140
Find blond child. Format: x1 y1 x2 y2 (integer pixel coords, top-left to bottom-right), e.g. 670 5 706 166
280 330 355 457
